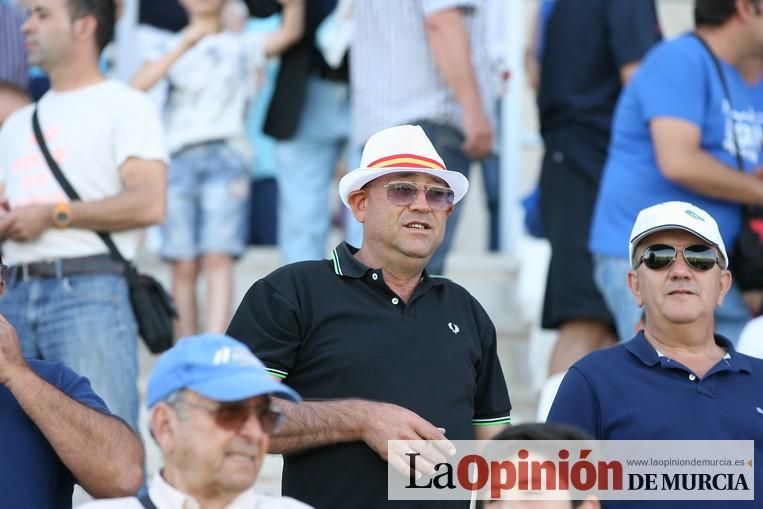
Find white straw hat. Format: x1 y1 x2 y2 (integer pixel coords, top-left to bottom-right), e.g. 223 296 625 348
338 125 469 208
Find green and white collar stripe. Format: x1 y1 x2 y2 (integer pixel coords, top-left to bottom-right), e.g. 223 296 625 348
331 248 344 276
472 416 512 426
266 368 288 380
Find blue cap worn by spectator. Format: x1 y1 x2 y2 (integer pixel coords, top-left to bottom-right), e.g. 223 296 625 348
146 333 301 407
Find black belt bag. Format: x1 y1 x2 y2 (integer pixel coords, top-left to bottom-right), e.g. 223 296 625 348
32 106 177 354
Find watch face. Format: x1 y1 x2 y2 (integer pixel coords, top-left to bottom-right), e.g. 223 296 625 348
55 211 69 223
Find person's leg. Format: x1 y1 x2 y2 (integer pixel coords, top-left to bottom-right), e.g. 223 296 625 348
199 143 249 332
35 274 140 431
593 254 644 342
161 149 201 337
539 147 615 376
276 77 350 263
480 153 500 252
715 282 752 344
418 122 472 275
171 260 200 337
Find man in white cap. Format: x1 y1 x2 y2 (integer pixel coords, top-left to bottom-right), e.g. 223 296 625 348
227 124 511 509
547 201 763 509
78 333 311 509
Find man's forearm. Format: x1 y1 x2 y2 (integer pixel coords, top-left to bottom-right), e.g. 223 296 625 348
69 160 166 231
269 399 367 454
7 369 144 497
425 9 484 114
661 149 763 205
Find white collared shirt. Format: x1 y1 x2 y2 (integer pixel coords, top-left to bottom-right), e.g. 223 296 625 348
76 474 313 509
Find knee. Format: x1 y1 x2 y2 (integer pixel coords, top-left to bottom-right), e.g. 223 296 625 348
173 261 200 281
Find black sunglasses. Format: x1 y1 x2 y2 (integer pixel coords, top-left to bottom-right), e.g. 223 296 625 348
635 244 720 272
370 181 454 211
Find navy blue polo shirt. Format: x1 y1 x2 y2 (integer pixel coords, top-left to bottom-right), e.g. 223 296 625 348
1 359 111 509
538 0 661 176
227 242 512 509
548 332 763 508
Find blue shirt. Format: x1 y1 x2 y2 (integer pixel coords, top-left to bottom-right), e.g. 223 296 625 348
590 34 763 258
0 359 111 509
548 332 763 508
538 0 661 161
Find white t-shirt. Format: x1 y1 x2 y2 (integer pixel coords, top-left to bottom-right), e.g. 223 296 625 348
150 31 265 155
76 472 313 509
738 316 763 360
0 80 167 265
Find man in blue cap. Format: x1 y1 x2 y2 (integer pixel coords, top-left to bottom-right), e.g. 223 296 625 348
79 333 311 509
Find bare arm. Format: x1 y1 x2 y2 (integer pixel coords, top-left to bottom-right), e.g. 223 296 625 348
651 117 763 204
263 0 304 58
0 157 166 241
474 424 507 440
271 398 454 476
425 8 492 159
620 61 639 85
0 316 144 497
130 23 213 91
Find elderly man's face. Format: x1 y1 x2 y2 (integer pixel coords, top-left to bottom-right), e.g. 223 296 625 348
159 391 272 500
628 230 731 327
350 172 453 264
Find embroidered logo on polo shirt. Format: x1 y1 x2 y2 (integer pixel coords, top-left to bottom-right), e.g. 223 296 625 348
448 322 460 334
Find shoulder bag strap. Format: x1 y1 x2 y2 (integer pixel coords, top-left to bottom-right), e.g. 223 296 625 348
138 493 159 509
31 105 129 265
691 32 745 172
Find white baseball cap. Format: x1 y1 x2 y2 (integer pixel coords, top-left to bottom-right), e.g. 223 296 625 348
629 201 728 269
338 125 469 208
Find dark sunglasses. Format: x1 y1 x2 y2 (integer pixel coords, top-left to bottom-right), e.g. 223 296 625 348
176 398 284 434
635 244 720 271
373 181 455 211
0 264 7 282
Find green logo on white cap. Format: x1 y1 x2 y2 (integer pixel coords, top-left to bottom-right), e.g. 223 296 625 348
685 209 704 221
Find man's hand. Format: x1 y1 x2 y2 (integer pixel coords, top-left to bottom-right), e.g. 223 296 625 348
0 314 28 387
0 204 53 242
359 401 456 478
462 107 493 160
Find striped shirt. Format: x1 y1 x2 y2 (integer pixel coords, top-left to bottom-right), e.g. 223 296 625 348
350 0 494 147
0 2 27 89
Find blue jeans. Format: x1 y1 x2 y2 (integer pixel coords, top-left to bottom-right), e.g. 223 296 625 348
0 272 139 430
594 254 751 344
276 76 351 263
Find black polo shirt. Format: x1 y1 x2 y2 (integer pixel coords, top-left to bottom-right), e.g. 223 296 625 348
227 242 511 509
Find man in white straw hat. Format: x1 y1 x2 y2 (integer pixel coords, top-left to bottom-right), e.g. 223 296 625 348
227 124 511 509
548 201 763 509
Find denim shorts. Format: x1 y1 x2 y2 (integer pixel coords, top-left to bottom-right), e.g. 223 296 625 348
161 141 250 260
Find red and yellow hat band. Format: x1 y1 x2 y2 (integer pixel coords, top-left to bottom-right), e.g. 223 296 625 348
367 153 445 171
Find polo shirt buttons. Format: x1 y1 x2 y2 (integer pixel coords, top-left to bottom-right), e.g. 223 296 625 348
372 273 379 281
689 374 697 381
391 297 399 305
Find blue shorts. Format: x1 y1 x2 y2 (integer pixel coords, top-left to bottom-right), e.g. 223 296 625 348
161 142 250 260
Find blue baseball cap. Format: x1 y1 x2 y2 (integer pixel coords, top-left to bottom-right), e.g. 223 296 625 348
146 333 301 408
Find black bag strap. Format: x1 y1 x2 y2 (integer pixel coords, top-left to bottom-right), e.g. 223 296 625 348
31 106 129 265
138 493 158 509
691 32 745 172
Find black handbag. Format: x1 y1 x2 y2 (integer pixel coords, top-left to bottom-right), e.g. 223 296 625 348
694 34 763 291
32 107 177 353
